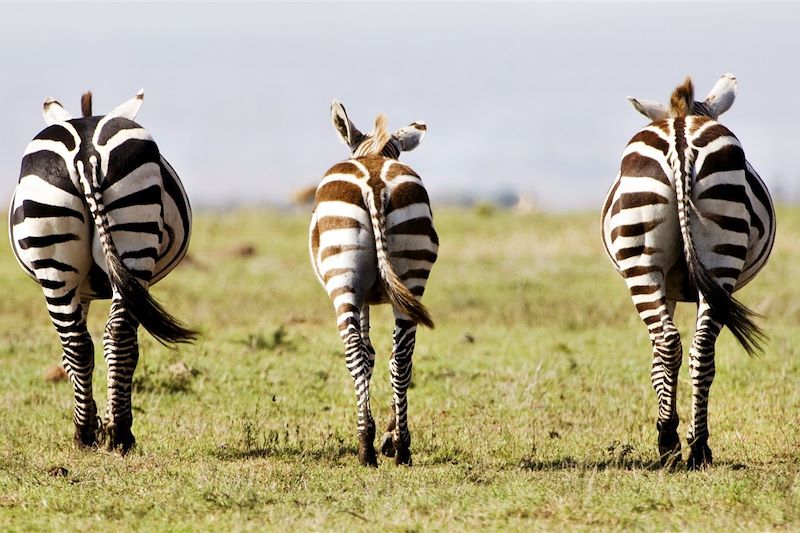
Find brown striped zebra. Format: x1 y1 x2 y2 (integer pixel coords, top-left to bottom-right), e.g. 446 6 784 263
601 76 775 469
9 91 196 453
309 101 437 466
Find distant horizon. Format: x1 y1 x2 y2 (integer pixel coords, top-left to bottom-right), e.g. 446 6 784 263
2 3 799 212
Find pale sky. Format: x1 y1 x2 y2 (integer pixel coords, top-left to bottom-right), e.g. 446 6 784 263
1 2 798 210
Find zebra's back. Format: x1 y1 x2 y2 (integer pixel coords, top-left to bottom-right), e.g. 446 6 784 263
601 115 775 302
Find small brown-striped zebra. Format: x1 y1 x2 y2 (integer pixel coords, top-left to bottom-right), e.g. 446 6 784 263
601 75 775 469
309 101 437 466
9 91 196 453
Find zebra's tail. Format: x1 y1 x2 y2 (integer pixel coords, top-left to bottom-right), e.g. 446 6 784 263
364 186 434 328
670 113 764 356
353 114 392 158
76 155 198 346
669 77 694 118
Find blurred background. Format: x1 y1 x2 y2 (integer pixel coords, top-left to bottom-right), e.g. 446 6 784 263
1 2 797 211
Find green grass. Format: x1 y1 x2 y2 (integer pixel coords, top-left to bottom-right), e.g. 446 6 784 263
1 207 799 531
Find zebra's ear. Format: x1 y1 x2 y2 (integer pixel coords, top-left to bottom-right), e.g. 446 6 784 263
43 98 72 125
331 100 364 153
392 122 427 152
702 73 737 119
627 97 670 121
108 89 144 120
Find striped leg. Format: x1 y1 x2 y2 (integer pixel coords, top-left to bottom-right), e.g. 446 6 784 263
340 307 377 467
687 298 720 469
385 316 417 465
649 299 683 466
102 294 140 454
49 291 101 448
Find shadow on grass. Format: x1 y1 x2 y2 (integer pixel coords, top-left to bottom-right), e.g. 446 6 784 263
518 456 750 472
213 442 359 462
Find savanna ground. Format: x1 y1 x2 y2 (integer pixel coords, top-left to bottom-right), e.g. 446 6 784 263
1 206 799 531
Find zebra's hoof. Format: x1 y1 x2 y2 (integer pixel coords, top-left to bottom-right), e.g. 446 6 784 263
687 441 712 470
73 417 103 449
380 432 396 457
105 422 136 456
658 433 682 468
393 433 412 466
358 429 378 467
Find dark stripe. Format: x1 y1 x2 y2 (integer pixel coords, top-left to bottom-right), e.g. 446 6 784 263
19 151 79 196
129 269 153 281
121 247 159 261
387 182 430 211
31 259 78 273
704 213 749 234
615 246 659 261
696 144 745 181
713 244 747 260
105 185 162 212
387 217 433 235
620 152 669 185
321 245 362 261
35 124 76 151
96 117 142 146
46 287 77 306
18 233 79 249
610 219 664 241
39 278 66 290
628 129 669 155
622 265 661 278
48 309 82 322
390 249 438 262
710 267 742 280
102 139 161 188
109 221 161 235
13 200 84 223
692 124 733 148
619 192 669 209
317 215 364 231
630 285 659 296
635 300 662 312
400 269 431 281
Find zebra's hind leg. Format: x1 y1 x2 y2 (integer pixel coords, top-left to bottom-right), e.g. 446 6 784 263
651 300 683 467
49 292 101 448
385 316 417 466
101 294 140 455
687 299 720 470
340 308 377 467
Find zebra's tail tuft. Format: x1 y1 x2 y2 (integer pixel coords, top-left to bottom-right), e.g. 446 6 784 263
76 156 198 346
81 91 92 118
364 187 434 328
669 77 694 118
353 114 392 158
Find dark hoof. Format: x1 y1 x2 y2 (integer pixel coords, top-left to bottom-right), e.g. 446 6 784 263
687 440 712 470
73 418 103 449
657 417 681 468
393 433 412 466
380 432 396 458
358 428 377 467
105 422 136 455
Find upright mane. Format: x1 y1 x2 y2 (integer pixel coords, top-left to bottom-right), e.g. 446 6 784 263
669 78 694 118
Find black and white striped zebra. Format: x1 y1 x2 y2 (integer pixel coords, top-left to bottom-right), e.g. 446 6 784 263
309 101 437 466
9 91 197 453
601 75 775 469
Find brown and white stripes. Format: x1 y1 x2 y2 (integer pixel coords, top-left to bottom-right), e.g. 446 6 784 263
309 101 437 466
601 76 775 469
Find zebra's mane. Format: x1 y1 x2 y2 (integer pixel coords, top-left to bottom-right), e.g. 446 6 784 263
81 91 92 118
353 114 392 158
669 78 694 118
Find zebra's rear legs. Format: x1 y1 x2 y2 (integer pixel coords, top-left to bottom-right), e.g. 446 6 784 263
379 317 417 466
51 297 102 448
342 307 377 467
101 295 140 455
640 295 684 467
686 299 720 470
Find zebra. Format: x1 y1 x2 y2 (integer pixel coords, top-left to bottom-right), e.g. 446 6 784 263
9 90 197 454
601 75 775 469
309 100 437 466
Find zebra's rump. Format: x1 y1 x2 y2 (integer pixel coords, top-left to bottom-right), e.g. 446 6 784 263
309 155 438 305
601 116 775 301
9 117 191 300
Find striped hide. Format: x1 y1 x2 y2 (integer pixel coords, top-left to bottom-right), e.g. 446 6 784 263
601 76 775 469
8 90 196 454
309 101 437 466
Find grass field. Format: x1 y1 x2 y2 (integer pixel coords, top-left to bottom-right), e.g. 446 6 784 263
1 206 799 531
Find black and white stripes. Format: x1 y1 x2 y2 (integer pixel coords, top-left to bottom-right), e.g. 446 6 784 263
9 91 196 453
309 101 437 466
601 76 775 468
